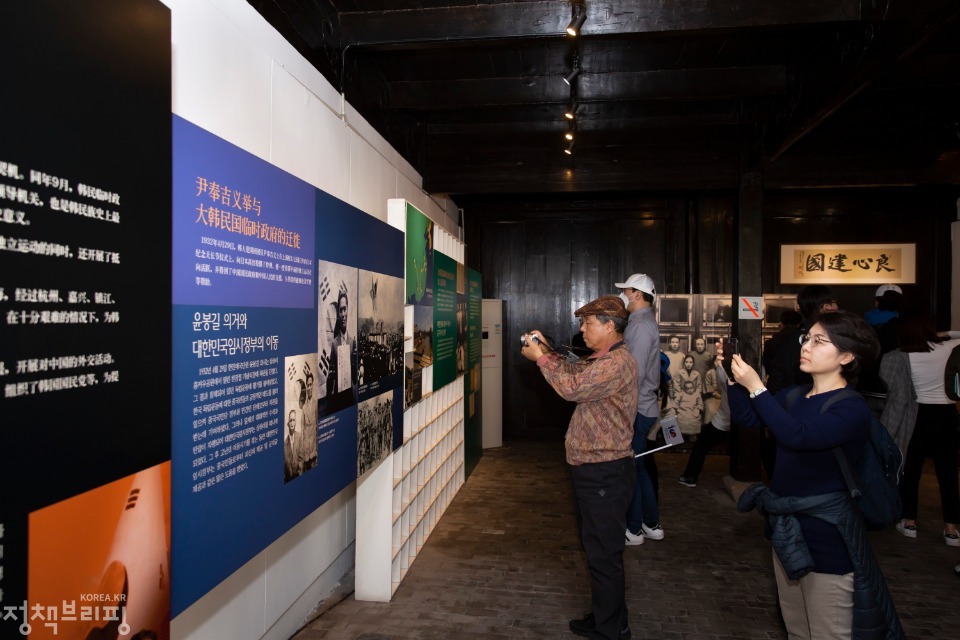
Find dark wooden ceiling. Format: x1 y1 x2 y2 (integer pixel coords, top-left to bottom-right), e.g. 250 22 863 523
248 0 960 197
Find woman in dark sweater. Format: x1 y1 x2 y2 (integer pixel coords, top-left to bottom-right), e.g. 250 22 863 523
725 311 882 640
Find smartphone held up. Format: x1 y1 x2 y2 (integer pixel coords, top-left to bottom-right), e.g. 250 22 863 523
720 337 739 377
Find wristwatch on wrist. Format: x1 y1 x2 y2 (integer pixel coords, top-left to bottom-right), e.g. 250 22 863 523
749 387 768 399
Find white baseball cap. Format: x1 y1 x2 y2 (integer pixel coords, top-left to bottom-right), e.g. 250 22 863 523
875 284 902 297
614 273 656 300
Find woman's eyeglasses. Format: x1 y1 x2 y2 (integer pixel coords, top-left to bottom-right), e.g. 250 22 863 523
799 333 833 348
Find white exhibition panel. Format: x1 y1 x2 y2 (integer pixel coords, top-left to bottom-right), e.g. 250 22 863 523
349 132 398 222
355 456 396 601
481 368 502 449
262 546 355 640
167 0 273 162
263 490 352 624
205 0 341 112
346 483 358 542
481 299 504 449
396 177 431 221
170 547 268 640
344 101 421 190
271 64 351 203
171 486 356 640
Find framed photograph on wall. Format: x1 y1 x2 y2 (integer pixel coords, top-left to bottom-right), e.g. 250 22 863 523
701 294 733 328
763 294 797 330
656 294 693 328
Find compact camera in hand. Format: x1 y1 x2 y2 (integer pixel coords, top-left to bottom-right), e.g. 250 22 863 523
520 333 540 346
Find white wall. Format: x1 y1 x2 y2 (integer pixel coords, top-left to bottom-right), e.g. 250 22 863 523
160 0 459 638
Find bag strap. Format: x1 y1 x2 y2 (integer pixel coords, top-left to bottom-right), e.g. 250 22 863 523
824 389 862 499
783 385 807 412
785 386 862 498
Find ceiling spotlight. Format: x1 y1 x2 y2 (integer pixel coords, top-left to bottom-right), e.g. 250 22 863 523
564 102 577 120
564 128 574 141
564 141 575 155
563 67 581 86
566 4 587 37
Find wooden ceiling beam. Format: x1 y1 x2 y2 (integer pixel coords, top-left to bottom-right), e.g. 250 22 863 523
426 112 737 135
389 66 786 108
423 146 960 195
769 1 960 162
340 0 861 48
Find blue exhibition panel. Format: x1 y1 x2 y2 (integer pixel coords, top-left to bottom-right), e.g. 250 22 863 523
170 116 402 615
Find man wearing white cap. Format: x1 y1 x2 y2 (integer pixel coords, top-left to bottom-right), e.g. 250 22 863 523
865 284 903 349
615 273 665 545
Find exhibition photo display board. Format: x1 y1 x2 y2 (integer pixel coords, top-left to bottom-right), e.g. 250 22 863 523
170 116 404 615
404 204 435 407
432 251 459 390
0 1 173 638
464 268 484 476
355 199 474 602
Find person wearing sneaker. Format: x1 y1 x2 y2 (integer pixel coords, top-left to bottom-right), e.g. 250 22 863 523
615 273 666 547
521 295 638 640
727 311 904 640
679 356 732 489
879 314 960 548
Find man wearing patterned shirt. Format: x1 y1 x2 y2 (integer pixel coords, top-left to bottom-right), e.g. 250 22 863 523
521 295 638 640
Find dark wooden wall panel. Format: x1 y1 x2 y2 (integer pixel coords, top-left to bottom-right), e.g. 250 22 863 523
697 194 737 294
467 187 953 440
761 189 955 326
478 205 685 438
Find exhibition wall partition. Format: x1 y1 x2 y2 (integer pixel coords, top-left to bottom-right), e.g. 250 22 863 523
1 2 173 638
355 201 482 601
2 1 480 638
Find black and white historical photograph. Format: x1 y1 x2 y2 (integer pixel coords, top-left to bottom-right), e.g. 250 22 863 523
762 293 799 330
412 304 434 373
456 261 467 295
405 350 421 408
702 294 734 327
656 294 693 327
357 389 394 476
660 333 691 377
283 353 319 483
318 260 359 416
357 270 404 394
456 298 467 377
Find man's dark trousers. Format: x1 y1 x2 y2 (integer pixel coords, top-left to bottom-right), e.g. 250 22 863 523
570 456 636 640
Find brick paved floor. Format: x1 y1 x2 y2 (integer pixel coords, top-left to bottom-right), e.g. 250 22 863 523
294 440 960 639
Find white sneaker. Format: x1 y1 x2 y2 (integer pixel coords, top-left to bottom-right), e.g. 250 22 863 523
945 530 960 547
641 522 665 541
624 529 645 545
895 520 917 539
